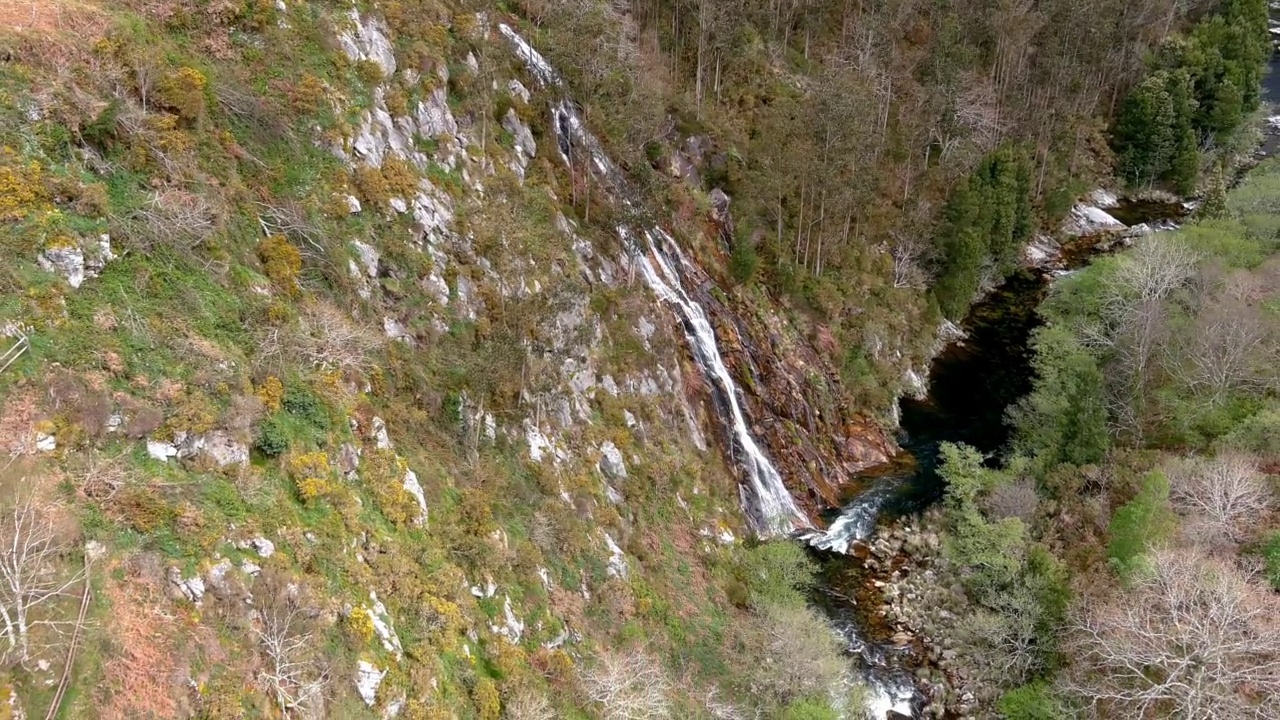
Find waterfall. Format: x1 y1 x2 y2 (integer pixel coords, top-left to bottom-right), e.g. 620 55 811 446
498 23 808 537
500 23 923 718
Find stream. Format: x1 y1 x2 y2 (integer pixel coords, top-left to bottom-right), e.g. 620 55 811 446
500 21 1278 720
816 54 1280 712
808 196 1190 718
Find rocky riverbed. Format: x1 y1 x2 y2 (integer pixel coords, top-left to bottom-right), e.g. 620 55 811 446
853 511 986 719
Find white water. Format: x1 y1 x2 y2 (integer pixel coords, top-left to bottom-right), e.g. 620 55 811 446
805 480 903 554
499 22 808 537
500 23 917 719
633 227 811 535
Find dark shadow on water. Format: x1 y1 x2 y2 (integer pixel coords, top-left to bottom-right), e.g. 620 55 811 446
850 270 1049 520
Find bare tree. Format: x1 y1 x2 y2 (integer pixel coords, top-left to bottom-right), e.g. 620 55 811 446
502 684 556 720
888 232 929 289
1084 238 1200 436
580 646 673 720
256 301 382 375
1167 454 1272 545
982 477 1040 525
253 571 330 719
1163 288 1278 404
0 482 84 664
1062 548 1280 719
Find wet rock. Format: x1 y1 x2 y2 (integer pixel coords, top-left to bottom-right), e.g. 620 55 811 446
1023 234 1061 269
1063 203 1126 236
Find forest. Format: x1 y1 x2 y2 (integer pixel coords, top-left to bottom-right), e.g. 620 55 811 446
923 155 1280 719
524 0 1272 408
0 0 1273 716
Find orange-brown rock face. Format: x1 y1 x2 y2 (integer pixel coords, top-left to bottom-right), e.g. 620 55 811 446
678 254 897 526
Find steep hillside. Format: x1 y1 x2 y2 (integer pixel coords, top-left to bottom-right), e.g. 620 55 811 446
0 0 1271 718
0 0 900 717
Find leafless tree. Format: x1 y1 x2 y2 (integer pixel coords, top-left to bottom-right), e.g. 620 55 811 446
1062 548 1280 719
982 477 1040 525
580 646 673 720
0 482 84 665
1167 454 1272 545
256 302 382 375
1083 237 1199 436
888 232 929 289
123 189 218 250
502 685 556 720
253 572 330 719
698 687 751 720
1163 289 1278 404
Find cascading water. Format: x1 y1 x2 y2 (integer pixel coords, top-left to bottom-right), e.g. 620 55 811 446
498 23 808 538
631 227 810 535
500 22 917 717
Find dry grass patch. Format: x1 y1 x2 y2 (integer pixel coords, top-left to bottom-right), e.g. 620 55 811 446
98 561 187 720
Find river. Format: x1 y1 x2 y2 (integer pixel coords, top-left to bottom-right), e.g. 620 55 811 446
809 195 1190 718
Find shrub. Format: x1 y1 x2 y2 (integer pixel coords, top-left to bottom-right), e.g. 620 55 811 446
472 677 501 720
381 157 420 199
346 606 376 644
361 449 419 526
117 487 173 532
255 416 290 457
289 74 329 115
1107 471 1176 582
780 698 838 720
0 155 48 221
156 67 208 122
998 681 1066 720
352 164 392 209
738 540 816 608
1263 532 1280 591
354 59 385 86
255 376 284 412
282 385 328 428
257 235 301 295
729 239 759 284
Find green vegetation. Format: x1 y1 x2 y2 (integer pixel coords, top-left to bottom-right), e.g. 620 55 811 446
933 148 1034 320
1112 0 1270 190
929 154 1279 715
0 0 1272 716
1105 472 1176 582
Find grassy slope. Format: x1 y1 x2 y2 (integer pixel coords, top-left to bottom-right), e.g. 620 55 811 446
0 2 845 718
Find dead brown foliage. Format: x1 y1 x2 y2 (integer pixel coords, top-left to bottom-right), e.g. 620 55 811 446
0 0 101 33
0 390 39 457
99 564 185 720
